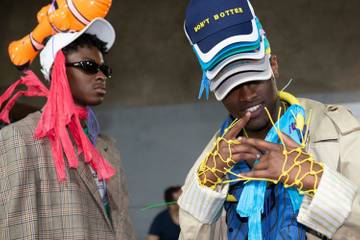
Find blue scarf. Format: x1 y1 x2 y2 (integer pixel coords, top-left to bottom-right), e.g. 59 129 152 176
221 104 307 240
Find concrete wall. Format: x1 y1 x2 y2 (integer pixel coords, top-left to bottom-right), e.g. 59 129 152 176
1 0 360 107
95 102 226 239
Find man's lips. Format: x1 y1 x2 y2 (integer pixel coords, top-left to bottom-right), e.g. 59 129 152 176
240 102 265 119
240 101 263 113
244 104 262 113
94 84 106 95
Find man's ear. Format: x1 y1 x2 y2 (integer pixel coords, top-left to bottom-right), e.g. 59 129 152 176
270 55 279 79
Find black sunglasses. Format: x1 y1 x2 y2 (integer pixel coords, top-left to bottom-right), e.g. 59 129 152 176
66 60 112 78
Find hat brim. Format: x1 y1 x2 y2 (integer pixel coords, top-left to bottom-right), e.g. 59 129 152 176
196 36 261 71
206 36 265 79
213 63 272 100
83 17 115 52
209 56 270 90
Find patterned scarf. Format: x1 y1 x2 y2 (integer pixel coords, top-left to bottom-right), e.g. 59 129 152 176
221 102 306 240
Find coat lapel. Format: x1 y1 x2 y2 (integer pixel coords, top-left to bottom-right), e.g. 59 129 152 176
96 136 122 229
299 98 340 170
107 166 121 227
76 153 115 231
299 98 339 143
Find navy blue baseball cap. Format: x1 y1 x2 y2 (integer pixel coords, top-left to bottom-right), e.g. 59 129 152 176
184 0 257 61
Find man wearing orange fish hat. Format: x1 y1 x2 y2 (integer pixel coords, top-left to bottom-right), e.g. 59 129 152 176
0 1 136 239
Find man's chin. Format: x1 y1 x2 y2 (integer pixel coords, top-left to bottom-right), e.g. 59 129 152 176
88 97 104 106
245 118 270 132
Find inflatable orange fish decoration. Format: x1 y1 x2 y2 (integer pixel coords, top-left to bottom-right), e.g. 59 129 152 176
8 0 112 69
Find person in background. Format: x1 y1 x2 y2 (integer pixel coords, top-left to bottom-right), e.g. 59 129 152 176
148 186 182 240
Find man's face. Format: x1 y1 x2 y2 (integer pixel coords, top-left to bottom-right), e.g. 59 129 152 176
221 77 278 132
65 45 107 107
169 189 182 212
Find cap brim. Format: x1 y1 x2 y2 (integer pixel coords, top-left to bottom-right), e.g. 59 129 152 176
196 37 261 71
213 63 272 100
209 56 270 90
206 35 265 79
193 18 259 63
83 17 115 52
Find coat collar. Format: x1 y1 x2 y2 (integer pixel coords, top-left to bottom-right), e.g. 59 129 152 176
299 98 339 143
299 98 360 143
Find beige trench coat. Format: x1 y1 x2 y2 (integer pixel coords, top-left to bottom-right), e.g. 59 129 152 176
178 98 360 240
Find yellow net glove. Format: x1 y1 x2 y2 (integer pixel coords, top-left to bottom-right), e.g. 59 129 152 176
274 146 324 196
197 119 242 190
198 107 324 197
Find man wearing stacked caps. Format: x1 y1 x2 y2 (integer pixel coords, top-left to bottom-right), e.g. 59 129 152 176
178 0 360 239
0 18 136 239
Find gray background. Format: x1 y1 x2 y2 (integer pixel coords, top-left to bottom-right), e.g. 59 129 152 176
1 0 360 239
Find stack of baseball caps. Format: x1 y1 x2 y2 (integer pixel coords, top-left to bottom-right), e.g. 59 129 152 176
184 0 272 100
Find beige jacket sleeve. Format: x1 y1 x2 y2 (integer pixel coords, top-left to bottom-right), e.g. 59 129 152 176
178 132 229 240
297 102 360 239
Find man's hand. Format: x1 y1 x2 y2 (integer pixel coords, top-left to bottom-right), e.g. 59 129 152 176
199 113 261 187
240 133 323 191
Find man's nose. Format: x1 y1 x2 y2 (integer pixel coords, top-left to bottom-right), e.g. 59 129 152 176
95 70 107 82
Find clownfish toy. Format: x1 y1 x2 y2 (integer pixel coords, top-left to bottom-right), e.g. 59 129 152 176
8 0 112 70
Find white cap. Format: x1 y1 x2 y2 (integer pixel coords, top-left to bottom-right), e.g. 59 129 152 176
40 17 115 80
209 56 270 90
212 60 272 100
